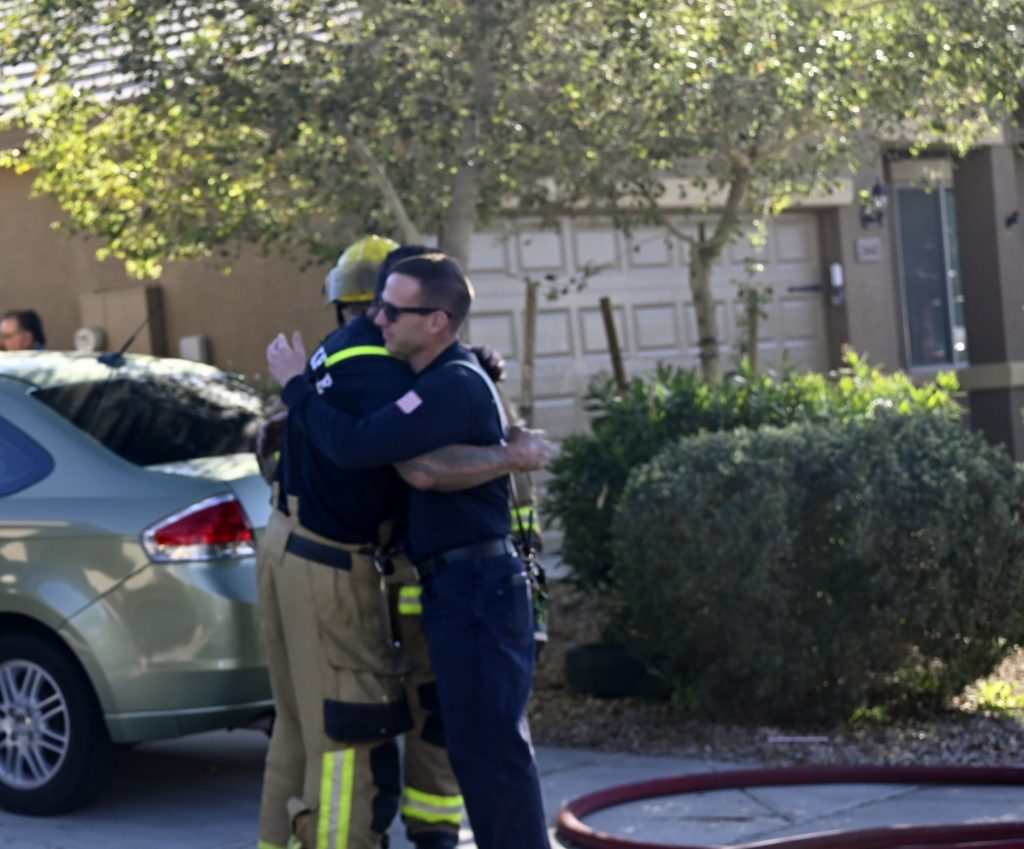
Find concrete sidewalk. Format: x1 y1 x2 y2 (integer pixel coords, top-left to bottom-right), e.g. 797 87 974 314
0 730 1021 848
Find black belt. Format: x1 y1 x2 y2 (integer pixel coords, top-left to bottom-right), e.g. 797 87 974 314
417 537 517 579
285 533 365 571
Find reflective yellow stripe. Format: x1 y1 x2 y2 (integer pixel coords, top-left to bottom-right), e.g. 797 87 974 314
404 786 464 807
402 786 464 825
401 805 463 825
258 841 288 849
398 585 422 615
511 506 541 534
324 345 394 368
511 516 541 534
318 749 356 849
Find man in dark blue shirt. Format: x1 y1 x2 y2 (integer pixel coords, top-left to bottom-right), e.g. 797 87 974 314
268 253 552 849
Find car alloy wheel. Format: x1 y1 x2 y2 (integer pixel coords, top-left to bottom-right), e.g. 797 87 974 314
0 658 71 790
0 633 114 815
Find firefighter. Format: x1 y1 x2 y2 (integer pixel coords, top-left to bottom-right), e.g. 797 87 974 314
267 253 554 849
257 236 533 849
368 246 548 654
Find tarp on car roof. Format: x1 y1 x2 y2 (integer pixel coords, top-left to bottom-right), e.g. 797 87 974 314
0 351 268 466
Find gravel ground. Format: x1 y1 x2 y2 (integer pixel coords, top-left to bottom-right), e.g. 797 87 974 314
528 580 1024 766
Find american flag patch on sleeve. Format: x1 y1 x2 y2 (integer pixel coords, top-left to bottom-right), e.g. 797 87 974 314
396 390 423 414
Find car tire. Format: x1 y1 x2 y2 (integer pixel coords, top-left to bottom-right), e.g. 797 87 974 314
0 632 116 815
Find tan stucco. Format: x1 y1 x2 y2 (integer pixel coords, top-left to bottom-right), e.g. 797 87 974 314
0 168 336 379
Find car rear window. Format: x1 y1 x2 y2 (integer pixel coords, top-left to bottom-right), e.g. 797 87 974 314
31 373 267 466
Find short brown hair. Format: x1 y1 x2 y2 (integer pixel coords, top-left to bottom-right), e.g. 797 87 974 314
390 253 475 330
2 309 45 347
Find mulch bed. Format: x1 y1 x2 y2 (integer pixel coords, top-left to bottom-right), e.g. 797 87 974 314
528 580 1024 766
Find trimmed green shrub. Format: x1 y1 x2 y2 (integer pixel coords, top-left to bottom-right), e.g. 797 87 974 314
544 350 961 589
609 414 1024 723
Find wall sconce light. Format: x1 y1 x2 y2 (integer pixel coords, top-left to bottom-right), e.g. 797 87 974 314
859 179 889 228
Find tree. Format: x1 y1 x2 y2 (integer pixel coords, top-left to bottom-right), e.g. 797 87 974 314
547 0 1024 379
0 0 595 275
3 0 1023 385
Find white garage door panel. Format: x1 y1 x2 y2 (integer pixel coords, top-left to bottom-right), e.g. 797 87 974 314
573 227 622 270
633 304 682 351
530 395 591 437
469 231 512 273
579 305 628 354
512 356 591 397
781 297 825 341
534 310 574 356
626 229 675 268
517 228 566 272
471 312 518 359
775 219 817 263
774 340 824 372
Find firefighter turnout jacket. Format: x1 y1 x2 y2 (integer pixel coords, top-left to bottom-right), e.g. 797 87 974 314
281 341 511 562
275 313 412 544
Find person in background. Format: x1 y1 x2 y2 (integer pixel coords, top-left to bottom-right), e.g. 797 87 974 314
0 309 46 351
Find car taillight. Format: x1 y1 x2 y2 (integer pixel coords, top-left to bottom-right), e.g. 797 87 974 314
142 493 256 562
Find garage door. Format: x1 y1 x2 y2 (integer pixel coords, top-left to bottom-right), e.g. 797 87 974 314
466 212 829 442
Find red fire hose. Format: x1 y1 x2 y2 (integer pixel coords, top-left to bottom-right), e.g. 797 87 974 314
555 765 1024 849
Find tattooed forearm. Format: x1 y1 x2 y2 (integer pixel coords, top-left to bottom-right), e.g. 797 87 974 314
395 444 511 492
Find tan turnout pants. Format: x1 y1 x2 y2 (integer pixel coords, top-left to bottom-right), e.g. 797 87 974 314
386 556 464 840
256 506 462 849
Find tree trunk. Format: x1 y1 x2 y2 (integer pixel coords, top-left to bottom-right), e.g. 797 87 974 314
437 32 494 267
691 230 720 382
740 285 763 372
520 281 538 426
686 162 752 382
348 135 422 244
745 299 760 372
438 168 479 266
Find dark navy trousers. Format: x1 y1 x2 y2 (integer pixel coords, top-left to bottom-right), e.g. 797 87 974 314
420 553 549 849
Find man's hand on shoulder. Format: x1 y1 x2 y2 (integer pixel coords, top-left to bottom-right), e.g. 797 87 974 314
267 331 308 387
506 425 556 472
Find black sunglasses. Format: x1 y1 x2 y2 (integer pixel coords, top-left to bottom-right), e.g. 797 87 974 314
375 300 450 323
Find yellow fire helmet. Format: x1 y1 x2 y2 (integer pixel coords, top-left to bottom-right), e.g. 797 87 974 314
324 235 400 305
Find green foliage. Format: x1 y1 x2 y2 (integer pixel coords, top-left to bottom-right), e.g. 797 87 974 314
555 0 1024 226
542 0 1024 379
545 349 961 588
2 0 1023 287
609 414 1024 723
0 0 596 271
975 681 1024 715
